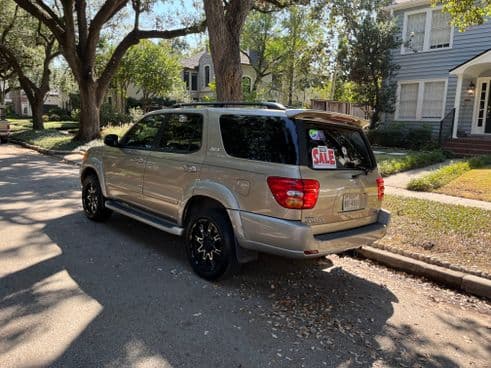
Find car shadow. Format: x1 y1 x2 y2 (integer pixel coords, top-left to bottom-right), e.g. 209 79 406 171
0 208 467 368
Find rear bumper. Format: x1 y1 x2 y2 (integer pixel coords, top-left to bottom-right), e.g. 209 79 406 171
236 209 391 258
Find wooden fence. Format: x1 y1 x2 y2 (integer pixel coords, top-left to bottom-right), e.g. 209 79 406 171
311 99 371 120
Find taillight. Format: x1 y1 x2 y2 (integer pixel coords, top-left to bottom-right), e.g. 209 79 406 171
376 177 385 201
267 177 320 209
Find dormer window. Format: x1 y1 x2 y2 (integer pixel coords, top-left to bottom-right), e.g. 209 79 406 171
403 8 452 54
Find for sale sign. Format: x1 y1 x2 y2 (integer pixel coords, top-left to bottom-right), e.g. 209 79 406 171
312 146 337 169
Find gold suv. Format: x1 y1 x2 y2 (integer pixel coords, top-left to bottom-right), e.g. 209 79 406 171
80 102 390 280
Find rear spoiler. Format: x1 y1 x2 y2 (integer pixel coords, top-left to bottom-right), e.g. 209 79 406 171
286 109 369 129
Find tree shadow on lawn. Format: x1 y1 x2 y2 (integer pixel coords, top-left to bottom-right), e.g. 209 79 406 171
0 209 469 368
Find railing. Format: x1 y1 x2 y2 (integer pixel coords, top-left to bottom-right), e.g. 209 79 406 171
438 108 456 144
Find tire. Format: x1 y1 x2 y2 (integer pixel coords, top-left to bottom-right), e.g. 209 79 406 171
185 208 240 281
82 174 112 222
0 137 7 144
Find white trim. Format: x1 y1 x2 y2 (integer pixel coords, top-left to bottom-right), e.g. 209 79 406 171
471 77 491 135
386 0 431 11
450 49 491 76
401 6 454 55
395 78 448 121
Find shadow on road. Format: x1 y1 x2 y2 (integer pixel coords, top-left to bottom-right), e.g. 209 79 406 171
0 146 477 367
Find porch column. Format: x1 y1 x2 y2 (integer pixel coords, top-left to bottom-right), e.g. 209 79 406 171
452 73 463 139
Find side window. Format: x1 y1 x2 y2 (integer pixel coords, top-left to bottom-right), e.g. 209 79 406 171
157 113 203 154
120 115 162 150
219 115 298 165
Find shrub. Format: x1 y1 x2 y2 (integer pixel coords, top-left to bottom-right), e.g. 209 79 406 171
100 103 131 127
368 123 434 150
128 107 144 123
378 150 447 177
42 115 49 122
48 113 61 122
48 107 71 120
407 155 491 191
71 109 80 122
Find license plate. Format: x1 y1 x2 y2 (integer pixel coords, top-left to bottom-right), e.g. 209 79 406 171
343 193 362 212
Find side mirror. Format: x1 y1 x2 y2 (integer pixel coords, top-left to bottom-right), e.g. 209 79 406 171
104 134 119 147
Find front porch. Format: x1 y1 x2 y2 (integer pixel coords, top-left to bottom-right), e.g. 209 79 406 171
440 49 491 154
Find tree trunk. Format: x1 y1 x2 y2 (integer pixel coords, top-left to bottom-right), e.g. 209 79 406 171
204 0 253 101
75 82 101 141
31 96 45 130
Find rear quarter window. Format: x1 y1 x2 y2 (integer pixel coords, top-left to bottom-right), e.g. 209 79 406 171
219 115 299 165
302 121 374 170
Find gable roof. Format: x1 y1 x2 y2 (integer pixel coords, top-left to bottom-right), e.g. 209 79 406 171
449 48 491 74
181 50 251 69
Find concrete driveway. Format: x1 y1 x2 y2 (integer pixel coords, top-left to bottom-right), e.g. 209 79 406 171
1 144 490 368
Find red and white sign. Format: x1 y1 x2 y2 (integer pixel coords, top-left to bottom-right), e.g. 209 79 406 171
312 146 336 169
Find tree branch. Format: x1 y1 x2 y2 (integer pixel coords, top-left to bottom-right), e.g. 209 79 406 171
12 0 64 40
96 21 206 103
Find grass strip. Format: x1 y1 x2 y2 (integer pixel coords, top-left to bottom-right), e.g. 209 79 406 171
408 155 491 191
376 150 447 177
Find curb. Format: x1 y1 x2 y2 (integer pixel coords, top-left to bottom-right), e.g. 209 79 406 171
356 246 491 299
10 139 83 167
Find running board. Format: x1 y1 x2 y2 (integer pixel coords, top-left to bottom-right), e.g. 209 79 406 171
105 200 184 236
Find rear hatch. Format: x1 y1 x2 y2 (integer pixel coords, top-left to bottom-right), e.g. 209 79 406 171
295 118 381 234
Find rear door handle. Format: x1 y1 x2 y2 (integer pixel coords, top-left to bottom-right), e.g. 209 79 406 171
183 164 197 173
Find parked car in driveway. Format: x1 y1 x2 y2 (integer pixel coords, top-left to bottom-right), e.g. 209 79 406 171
0 106 10 143
80 102 390 280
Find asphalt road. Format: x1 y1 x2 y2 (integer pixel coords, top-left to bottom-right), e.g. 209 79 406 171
1 144 490 368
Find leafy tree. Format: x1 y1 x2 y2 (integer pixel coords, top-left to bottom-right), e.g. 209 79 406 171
12 0 205 142
0 1 59 129
333 0 400 127
241 11 284 100
130 40 185 111
437 0 491 31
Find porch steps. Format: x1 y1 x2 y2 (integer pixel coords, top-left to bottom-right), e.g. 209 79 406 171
442 137 491 155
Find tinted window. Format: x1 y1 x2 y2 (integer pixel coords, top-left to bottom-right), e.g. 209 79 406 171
220 115 298 165
157 113 203 154
302 121 373 170
120 115 162 150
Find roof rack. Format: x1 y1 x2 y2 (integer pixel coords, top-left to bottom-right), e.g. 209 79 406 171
172 101 287 110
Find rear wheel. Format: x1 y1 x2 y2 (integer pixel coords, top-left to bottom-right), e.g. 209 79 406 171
82 174 112 222
185 208 239 280
0 136 7 144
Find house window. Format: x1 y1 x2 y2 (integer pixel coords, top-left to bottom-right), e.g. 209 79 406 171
204 65 210 87
399 83 419 119
183 71 190 90
397 79 447 120
430 10 452 49
422 81 446 118
191 73 198 91
403 8 452 53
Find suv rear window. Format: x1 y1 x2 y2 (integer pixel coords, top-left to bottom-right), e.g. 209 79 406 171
220 115 298 165
302 121 374 170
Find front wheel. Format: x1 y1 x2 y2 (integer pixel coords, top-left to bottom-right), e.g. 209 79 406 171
82 174 112 222
185 209 240 281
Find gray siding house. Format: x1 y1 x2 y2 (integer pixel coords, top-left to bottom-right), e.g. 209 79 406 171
386 0 491 153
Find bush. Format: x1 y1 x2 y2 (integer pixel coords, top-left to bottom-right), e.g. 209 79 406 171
48 107 71 121
378 150 447 177
128 107 144 123
71 109 80 122
407 155 491 191
100 103 131 127
368 123 435 150
48 113 61 121
42 115 49 122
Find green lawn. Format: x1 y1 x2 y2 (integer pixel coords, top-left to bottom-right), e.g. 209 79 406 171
378 195 491 274
407 155 491 192
8 118 132 151
436 166 491 202
373 147 448 177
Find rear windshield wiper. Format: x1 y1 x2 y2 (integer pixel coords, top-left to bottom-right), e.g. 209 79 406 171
352 166 373 178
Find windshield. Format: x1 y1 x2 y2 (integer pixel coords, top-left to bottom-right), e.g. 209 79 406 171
300 121 374 171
